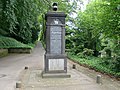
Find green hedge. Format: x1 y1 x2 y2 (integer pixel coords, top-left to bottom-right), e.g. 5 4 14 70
67 52 120 78
0 36 32 49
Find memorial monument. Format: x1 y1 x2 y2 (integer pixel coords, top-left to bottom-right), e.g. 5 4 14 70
42 3 70 78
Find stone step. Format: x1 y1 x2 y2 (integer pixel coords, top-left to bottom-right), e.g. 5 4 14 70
0 49 8 58
42 72 71 78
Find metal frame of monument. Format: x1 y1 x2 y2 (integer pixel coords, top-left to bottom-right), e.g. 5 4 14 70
42 3 70 78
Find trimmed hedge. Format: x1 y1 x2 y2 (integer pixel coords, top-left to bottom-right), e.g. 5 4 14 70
0 36 32 49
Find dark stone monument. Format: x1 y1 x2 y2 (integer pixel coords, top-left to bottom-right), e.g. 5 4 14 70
42 3 70 78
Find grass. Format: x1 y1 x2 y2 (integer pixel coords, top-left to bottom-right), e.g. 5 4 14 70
67 52 120 78
0 36 33 49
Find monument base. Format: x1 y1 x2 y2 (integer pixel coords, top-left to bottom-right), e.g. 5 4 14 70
42 71 71 78
44 54 67 73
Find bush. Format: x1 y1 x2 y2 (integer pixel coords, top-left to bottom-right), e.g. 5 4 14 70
67 52 120 77
111 55 120 72
31 28 39 43
0 36 32 49
77 52 85 58
82 48 94 56
65 39 74 49
104 47 111 57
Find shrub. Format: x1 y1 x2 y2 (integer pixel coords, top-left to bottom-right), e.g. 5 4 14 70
0 36 32 49
82 48 94 56
31 27 39 43
67 52 120 77
77 52 85 58
104 47 112 57
111 55 120 72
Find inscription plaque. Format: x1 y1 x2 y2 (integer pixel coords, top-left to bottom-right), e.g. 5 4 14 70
50 26 62 54
49 59 64 70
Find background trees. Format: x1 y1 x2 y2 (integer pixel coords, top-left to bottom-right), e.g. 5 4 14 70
66 0 120 73
0 0 48 44
66 0 120 56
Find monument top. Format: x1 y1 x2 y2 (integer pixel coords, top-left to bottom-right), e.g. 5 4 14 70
45 12 67 17
52 2 58 11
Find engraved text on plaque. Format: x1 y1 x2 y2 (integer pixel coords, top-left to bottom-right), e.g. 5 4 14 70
50 26 62 54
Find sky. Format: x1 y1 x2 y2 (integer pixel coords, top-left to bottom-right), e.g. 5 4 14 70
67 0 90 27
69 0 90 18
69 0 89 11
81 0 90 11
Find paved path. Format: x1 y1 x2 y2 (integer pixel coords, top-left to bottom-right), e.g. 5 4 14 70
0 42 120 90
0 42 44 90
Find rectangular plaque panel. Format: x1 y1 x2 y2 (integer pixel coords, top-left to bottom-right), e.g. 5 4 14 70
49 59 64 71
50 26 62 54
50 40 61 54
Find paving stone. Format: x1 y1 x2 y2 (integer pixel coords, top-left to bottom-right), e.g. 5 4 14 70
20 67 104 90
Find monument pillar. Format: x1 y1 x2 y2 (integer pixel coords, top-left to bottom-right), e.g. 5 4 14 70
44 12 67 73
42 3 70 78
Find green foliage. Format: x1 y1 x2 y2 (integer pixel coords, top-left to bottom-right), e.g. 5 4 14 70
67 52 120 77
112 55 120 72
82 48 94 56
0 36 32 49
104 47 111 57
100 44 120 73
65 0 120 73
0 0 49 44
70 0 120 57
31 28 39 43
